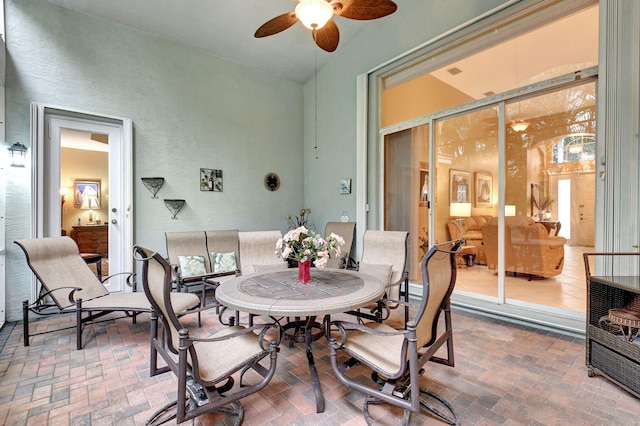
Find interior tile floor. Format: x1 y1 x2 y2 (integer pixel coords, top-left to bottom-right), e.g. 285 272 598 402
454 245 591 313
1 300 638 425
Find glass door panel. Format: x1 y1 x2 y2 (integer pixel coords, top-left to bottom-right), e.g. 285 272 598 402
504 82 595 312
383 124 430 282
434 107 498 299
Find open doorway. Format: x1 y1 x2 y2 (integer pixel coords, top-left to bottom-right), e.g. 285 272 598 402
30 104 133 297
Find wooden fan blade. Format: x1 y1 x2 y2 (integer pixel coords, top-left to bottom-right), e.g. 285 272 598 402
254 12 298 38
313 19 339 52
332 0 397 20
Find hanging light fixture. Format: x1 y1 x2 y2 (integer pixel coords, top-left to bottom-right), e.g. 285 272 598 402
8 142 28 167
510 120 530 132
295 0 334 30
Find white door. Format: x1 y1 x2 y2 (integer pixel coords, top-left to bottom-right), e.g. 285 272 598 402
31 104 133 295
550 172 595 246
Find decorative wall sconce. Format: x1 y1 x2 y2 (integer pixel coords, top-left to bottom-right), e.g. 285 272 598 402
164 199 185 220
141 177 165 199
8 142 28 167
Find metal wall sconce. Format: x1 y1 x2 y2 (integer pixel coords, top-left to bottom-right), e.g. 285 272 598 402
141 177 165 199
8 142 28 167
164 199 185 220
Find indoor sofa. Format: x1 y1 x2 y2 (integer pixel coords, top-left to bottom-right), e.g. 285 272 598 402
481 216 567 279
447 215 492 265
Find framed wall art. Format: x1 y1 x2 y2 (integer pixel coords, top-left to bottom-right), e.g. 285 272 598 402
200 168 223 192
74 180 101 208
475 172 492 207
419 169 429 206
340 178 352 194
449 169 471 203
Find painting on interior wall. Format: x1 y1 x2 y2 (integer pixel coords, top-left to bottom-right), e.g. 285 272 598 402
74 180 101 208
200 168 223 192
475 172 492 207
449 170 471 203
419 169 429 206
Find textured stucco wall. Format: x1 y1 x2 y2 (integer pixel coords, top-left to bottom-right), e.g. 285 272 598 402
3 0 304 321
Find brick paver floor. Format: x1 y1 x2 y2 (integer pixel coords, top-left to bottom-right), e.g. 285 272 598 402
0 302 638 425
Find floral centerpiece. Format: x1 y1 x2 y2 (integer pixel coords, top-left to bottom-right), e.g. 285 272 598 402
276 226 344 283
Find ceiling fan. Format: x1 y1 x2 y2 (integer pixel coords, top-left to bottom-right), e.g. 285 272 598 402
254 0 398 52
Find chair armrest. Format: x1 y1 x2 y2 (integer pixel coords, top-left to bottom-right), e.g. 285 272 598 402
180 323 281 351
329 319 408 350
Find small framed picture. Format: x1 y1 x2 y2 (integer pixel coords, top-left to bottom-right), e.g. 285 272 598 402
200 168 223 192
419 169 428 207
449 169 471 203
475 172 492 207
340 178 352 194
74 180 101 208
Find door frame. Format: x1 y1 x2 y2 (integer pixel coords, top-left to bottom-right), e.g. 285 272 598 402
30 103 133 298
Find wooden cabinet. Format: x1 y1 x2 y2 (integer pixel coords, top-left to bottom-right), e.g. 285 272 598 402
586 272 640 398
70 225 108 257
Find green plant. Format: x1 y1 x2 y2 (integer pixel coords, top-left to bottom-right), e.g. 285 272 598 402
534 194 556 212
418 227 429 257
287 208 313 230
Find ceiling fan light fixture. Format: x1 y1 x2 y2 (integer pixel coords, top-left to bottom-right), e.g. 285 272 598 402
510 120 530 132
295 0 334 30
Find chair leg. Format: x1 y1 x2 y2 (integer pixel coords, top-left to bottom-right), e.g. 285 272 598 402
76 303 83 350
418 387 459 425
22 300 30 347
363 397 411 426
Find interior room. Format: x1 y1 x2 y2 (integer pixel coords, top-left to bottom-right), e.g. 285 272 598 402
1 0 639 424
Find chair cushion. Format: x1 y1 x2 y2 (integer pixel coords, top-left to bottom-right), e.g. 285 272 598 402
178 255 206 277
212 251 237 273
342 322 406 378
358 263 393 286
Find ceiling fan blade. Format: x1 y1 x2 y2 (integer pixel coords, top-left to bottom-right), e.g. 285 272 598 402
254 12 298 38
332 0 397 20
313 19 339 52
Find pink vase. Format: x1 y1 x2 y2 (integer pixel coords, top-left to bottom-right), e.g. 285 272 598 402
298 260 311 283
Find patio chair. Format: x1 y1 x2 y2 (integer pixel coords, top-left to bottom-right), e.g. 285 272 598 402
204 229 241 285
238 230 288 273
324 221 356 269
15 236 200 350
165 231 221 294
349 230 410 324
134 245 279 425
328 240 462 425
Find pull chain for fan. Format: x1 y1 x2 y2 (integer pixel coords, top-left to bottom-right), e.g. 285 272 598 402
313 30 319 159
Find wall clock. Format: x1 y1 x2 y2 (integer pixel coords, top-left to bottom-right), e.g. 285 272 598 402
264 172 280 191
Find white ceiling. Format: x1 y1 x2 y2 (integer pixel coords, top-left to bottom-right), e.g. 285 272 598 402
45 0 377 83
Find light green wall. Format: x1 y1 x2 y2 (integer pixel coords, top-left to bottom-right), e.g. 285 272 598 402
302 0 508 229
4 0 304 320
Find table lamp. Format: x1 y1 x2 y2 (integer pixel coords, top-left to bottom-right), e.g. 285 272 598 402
505 205 516 217
450 202 471 241
81 188 99 225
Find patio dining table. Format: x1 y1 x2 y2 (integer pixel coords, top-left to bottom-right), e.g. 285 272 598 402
216 268 386 413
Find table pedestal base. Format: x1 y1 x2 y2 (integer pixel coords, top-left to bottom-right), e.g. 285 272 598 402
282 318 324 347
282 316 325 413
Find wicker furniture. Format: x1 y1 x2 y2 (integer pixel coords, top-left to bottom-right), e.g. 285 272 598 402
583 253 640 399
